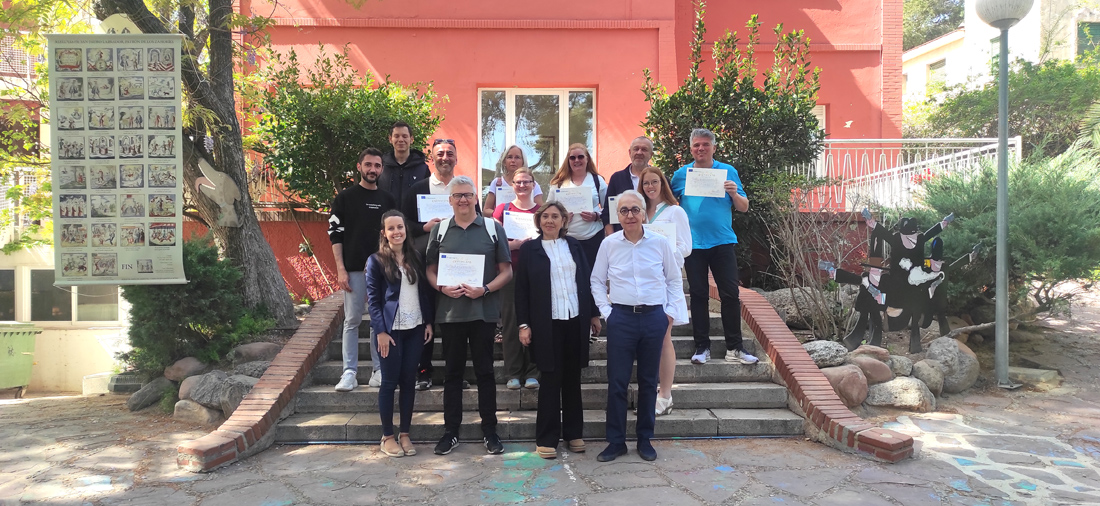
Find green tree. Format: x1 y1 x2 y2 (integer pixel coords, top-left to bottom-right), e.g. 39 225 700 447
903 0 964 50
640 1 824 283
245 46 444 210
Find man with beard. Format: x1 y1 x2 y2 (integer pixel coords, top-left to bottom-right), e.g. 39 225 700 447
379 121 430 206
329 147 397 392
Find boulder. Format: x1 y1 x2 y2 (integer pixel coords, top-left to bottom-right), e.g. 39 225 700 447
849 344 890 362
174 399 224 426
126 376 175 412
969 333 985 346
947 316 970 343
956 341 976 360
762 288 834 330
178 375 202 401
219 376 253 418
912 359 945 397
887 355 913 376
970 303 997 338
187 371 229 409
820 364 868 408
803 340 849 368
943 353 980 394
163 357 206 382
848 355 895 385
865 377 936 412
229 342 282 365
229 374 259 388
232 360 271 378
926 336 961 373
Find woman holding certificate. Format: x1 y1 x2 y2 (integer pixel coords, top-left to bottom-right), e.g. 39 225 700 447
483 145 544 216
366 210 435 457
547 144 608 270
514 201 601 459
639 167 692 416
492 168 541 390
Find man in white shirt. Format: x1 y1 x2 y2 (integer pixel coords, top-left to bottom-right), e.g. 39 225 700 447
590 190 687 462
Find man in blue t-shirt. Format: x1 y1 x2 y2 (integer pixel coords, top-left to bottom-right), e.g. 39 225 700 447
670 128 759 366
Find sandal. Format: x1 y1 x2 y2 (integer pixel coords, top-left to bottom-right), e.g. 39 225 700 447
380 435 403 457
399 433 416 456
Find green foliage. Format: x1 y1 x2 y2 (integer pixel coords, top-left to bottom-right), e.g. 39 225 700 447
895 146 1100 312
640 2 824 284
119 237 274 375
159 384 179 414
247 45 445 210
906 59 1100 158
903 0 963 50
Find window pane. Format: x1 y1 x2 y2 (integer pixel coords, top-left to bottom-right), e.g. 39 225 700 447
480 90 506 193
0 270 13 320
77 284 119 321
31 270 71 321
513 94 560 190
568 91 594 154
1080 22 1100 56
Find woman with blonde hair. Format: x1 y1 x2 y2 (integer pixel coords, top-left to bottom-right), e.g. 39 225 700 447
492 167 541 390
547 143 607 270
483 145 544 216
638 166 692 416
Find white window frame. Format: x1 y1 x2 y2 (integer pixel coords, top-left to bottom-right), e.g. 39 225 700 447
14 267 124 326
476 88 597 189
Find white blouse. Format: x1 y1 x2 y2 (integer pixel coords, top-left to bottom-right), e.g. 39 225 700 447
392 266 424 330
541 238 580 320
648 202 693 266
549 173 608 241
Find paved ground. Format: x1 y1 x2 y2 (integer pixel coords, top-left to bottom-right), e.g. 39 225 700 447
3 291 1100 505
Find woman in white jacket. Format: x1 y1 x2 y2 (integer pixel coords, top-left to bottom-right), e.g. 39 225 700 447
639 166 692 416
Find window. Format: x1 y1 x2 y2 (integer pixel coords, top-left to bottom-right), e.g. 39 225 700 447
990 36 1001 67
927 59 947 91
76 284 120 321
479 89 595 193
30 270 71 321
0 270 14 321
902 73 908 96
1080 22 1100 57
0 36 31 78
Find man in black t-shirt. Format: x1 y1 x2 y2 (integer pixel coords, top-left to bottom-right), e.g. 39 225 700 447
328 147 397 392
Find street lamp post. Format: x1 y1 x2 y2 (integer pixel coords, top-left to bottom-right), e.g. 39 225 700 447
975 0 1032 388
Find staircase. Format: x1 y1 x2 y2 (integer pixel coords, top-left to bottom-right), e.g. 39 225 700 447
276 312 804 444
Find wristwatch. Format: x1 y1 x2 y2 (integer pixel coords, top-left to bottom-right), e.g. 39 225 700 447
483 285 491 295
519 324 530 330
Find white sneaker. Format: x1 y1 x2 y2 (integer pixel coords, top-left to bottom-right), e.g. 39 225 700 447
368 369 382 388
725 349 759 364
655 395 673 416
335 370 358 392
690 348 710 364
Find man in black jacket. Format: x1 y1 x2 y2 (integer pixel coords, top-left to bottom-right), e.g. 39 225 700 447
379 121 430 205
601 137 653 235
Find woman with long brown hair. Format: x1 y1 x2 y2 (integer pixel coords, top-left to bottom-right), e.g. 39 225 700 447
547 143 607 270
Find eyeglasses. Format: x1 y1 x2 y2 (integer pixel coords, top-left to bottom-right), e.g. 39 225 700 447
641 180 662 187
568 155 586 161
618 207 644 216
450 192 476 201
433 139 456 146
513 180 534 186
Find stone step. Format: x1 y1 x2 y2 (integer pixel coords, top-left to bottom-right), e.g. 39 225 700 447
311 358 773 386
348 314 729 338
275 408 804 443
326 335 759 362
294 382 789 413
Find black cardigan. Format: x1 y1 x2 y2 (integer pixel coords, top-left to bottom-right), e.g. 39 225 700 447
514 236 598 372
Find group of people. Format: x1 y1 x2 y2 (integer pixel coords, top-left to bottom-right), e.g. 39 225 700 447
328 123 757 462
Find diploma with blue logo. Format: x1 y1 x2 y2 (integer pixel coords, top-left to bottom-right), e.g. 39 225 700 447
436 253 485 287
503 211 538 239
416 194 453 222
608 195 619 225
645 222 676 241
552 187 592 214
684 167 727 198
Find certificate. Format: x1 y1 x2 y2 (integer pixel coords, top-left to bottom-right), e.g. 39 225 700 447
645 222 676 242
503 211 538 239
416 194 453 222
684 167 727 198
437 253 485 287
553 187 592 214
495 186 515 205
608 195 620 225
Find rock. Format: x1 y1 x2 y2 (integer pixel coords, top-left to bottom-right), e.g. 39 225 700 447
188 371 229 409
957 341 976 360
163 357 207 382
820 364 868 408
232 360 271 378
219 376 253 418
229 374 259 388
803 340 849 368
912 359 945 397
970 303 996 338
926 336 961 373
229 342 282 365
126 376 174 412
849 344 890 362
943 353 980 394
849 355 895 385
1008 366 1062 387
107 373 143 394
969 333 985 346
865 377 936 412
887 355 913 376
761 288 835 330
178 375 202 401
174 399 224 425
947 316 970 343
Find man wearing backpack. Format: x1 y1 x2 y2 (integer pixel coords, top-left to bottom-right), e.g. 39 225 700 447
425 175 512 456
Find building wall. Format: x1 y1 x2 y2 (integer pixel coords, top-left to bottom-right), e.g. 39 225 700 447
902 30 965 102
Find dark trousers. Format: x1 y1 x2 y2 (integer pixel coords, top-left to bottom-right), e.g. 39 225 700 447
605 306 666 443
535 318 584 447
685 242 744 352
501 278 539 381
575 232 604 272
377 324 426 436
439 320 498 437
417 331 434 380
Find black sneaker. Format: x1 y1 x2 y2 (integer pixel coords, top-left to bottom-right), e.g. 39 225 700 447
484 433 504 454
415 376 432 391
462 379 471 390
434 434 459 455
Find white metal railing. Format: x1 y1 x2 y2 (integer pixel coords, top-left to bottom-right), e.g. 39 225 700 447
791 137 1022 210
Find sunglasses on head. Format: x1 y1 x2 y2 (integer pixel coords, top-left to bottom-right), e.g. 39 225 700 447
433 138 456 147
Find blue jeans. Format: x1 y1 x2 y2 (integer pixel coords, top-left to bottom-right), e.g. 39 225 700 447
684 243 745 352
605 306 666 443
342 272 381 373
377 324 427 436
